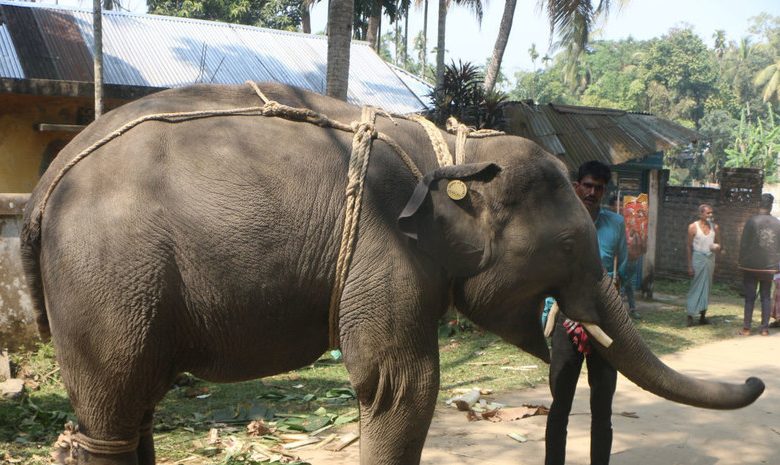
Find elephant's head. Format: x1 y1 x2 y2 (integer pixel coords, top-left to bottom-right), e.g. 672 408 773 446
399 136 764 410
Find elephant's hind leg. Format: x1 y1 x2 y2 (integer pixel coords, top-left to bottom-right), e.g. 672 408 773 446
52 327 174 465
137 410 156 465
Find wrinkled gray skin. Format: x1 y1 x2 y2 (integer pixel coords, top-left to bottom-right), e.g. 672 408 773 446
21 83 763 465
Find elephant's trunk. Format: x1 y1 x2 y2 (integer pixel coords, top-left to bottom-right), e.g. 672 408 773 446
583 274 764 410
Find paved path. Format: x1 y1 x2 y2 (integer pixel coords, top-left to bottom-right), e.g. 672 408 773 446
299 331 780 465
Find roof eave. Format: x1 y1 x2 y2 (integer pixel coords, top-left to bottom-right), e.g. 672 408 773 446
0 77 164 100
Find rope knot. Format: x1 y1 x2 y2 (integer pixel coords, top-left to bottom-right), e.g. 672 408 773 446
445 116 474 135
262 101 282 116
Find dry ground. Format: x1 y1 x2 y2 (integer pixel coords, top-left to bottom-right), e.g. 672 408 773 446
298 302 780 465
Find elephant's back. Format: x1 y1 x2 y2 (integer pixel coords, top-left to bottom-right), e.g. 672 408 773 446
26 83 361 221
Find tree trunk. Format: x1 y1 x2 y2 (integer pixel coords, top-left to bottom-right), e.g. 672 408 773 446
421 0 428 79
302 3 311 33
326 0 354 100
435 0 446 90
376 14 382 53
403 7 409 65
395 18 400 65
484 0 517 94
366 0 381 50
93 0 103 118
367 15 380 49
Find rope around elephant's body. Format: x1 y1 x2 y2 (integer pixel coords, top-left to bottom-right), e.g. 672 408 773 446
27 84 424 243
30 81 505 351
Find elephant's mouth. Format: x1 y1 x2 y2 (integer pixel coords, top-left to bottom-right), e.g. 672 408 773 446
546 303 613 348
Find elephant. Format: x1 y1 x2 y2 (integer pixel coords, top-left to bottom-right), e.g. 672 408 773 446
20 82 763 465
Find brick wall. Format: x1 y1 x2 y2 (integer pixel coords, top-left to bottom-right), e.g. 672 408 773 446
655 168 763 284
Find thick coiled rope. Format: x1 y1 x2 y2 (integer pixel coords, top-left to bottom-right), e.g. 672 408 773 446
327 106 377 348
52 422 140 461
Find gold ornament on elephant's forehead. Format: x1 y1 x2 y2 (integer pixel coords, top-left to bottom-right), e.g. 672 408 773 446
446 180 468 201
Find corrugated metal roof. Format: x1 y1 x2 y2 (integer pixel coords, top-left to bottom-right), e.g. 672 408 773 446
0 1 431 114
503 100 701 169
389 64 433 104
0 24 23 78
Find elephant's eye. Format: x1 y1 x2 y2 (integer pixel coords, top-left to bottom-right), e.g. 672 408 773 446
560 237 575 254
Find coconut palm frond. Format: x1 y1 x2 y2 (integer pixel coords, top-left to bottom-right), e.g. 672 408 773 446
454 0 484 23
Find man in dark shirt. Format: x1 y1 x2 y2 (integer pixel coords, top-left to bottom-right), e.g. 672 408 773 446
738 193 780 336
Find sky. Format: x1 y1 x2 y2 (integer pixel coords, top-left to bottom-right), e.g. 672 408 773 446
37 0 780 78
309 0 780 77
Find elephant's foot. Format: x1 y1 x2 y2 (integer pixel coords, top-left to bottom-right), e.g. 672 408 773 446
52 423 138 465
76 449 138 465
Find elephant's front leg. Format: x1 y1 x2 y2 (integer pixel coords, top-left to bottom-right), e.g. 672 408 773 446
342 323 440 465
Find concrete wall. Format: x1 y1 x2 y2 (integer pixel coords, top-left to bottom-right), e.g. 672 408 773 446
0 195 36 350
655 168 763 284
0 93 89 192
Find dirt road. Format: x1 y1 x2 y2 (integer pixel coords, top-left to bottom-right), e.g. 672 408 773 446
299 332 779 465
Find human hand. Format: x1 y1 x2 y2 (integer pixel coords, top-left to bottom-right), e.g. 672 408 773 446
710 243 721 253
688 265 694 277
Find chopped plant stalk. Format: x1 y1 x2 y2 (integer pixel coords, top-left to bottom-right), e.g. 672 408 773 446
325 432 360 452
282 437 321 450
507 432 528 443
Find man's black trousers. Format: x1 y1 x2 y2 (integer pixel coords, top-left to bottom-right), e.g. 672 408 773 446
545 315 617 465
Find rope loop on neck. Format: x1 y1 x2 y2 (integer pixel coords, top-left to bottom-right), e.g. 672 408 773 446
328 106 377 348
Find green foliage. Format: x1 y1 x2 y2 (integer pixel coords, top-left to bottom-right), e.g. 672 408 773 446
429 60 507 130
510 69 575 104
698 109 739 181
256 0 305 31
505 17 780 185
0 396 75 443
1 344 74 447
724 103 780 182
148 0 267 23
641 28 719 128
147 0 307 31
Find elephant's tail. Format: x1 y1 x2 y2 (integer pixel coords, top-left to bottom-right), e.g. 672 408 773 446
20 206 50 342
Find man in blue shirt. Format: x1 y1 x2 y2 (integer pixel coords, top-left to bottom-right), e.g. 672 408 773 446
545 160 628 465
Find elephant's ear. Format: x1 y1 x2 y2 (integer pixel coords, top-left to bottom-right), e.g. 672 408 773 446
399 162 501 276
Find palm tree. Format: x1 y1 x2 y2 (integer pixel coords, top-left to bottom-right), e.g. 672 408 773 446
366 0 383 49
542 0 619 86
483 0 517 94
326 0 354 100
713 30 726 61
302 0 317 33
436 0 483 91
93 0 103 118
484 1 622 94
528 43 539 70
415 0 429 79
755 58 780 104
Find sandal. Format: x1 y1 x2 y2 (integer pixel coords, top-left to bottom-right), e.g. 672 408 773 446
760 329 770 336
739 328 751 336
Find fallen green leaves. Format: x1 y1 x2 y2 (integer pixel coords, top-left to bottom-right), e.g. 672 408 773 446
178 420 361 464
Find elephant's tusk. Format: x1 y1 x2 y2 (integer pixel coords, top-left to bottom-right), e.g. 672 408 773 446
544 302 559 338
582 323 613 348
